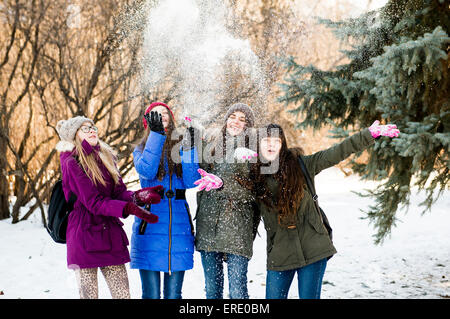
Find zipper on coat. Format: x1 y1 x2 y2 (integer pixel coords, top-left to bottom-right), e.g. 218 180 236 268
168 174 173 276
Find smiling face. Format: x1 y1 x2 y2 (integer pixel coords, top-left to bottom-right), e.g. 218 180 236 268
226 111 246 136
151 105 170 129
260 136 282 162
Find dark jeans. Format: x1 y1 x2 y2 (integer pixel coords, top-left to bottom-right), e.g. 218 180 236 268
139 269 185 299
200 250 249 299
266 258 327 299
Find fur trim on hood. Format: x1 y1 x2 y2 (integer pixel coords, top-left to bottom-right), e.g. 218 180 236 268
55 140 75 152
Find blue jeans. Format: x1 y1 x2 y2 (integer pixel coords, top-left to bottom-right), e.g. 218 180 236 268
139 270 185 299
266 258 327 299
200 251 249 299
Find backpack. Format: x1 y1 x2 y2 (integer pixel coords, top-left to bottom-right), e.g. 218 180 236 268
46 180 77 244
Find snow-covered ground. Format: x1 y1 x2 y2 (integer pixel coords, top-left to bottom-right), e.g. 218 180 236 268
0 167 448 299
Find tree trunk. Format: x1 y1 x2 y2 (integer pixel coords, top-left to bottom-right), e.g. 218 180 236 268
0 138 10 220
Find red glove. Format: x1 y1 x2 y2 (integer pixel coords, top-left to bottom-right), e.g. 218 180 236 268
123 202 159 224
133 185 164 206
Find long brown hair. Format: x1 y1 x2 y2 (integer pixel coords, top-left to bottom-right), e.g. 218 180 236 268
136 110 183 181
209 109 255 161
250 124 305 227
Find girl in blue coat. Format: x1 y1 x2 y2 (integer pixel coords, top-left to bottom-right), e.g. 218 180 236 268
131 101 200 299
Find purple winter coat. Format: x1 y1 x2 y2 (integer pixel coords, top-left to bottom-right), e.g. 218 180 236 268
58 139 133 269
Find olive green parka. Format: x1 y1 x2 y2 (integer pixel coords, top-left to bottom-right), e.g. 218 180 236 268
259 129 374 271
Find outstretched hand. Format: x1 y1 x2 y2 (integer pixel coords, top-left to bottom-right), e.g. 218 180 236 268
369 120 400 138
234 147 258 161
194 169 223 191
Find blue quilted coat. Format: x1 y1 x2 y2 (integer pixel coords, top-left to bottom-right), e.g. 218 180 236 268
130 131 199 273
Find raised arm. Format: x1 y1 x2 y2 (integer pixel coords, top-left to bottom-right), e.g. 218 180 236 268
180 146 201 188
133 131 166 180
304 121 400 175
304 129 374 175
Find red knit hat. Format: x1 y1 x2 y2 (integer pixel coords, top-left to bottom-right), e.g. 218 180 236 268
142 102 175 129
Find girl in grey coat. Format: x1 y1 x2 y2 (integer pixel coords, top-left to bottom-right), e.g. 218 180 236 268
195 103 260 299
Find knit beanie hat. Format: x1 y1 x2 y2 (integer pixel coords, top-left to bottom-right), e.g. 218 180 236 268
56 116 94 142
224 103 255 128
142 101 175 129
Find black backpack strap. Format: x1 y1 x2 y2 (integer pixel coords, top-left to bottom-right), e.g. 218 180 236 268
67 192 77 210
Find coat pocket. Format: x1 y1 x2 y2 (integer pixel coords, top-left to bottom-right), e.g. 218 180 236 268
306 210 328 235
268 230 300 268
83 223 112 252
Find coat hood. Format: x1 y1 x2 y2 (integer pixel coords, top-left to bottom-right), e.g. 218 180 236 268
55 140 75 153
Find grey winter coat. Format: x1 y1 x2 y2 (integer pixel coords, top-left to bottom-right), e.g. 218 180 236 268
194 132 260 259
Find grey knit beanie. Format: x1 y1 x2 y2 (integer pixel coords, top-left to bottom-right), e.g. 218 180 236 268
56 116 94 142
224 103 255 128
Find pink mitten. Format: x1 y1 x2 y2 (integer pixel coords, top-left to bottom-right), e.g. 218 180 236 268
234 147 258 161
194 169 223 191
368 120 400 138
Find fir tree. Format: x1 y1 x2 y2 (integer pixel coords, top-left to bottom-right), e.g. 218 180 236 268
278 0 449 244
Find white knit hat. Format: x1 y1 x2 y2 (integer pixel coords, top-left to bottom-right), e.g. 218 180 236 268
56 116 94 142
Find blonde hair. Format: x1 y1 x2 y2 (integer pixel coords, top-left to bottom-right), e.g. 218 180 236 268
74 137 120 187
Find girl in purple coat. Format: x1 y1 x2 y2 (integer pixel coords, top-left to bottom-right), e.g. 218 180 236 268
56 116 163 299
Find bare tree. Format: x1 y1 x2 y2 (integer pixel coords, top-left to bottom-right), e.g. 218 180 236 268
0 0 176 224
0 0 371 224
0 0 53 221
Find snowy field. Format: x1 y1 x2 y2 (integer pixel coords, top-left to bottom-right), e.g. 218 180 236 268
0 167 448 299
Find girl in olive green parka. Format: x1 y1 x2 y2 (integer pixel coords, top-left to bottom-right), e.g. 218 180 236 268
250 122 399 299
